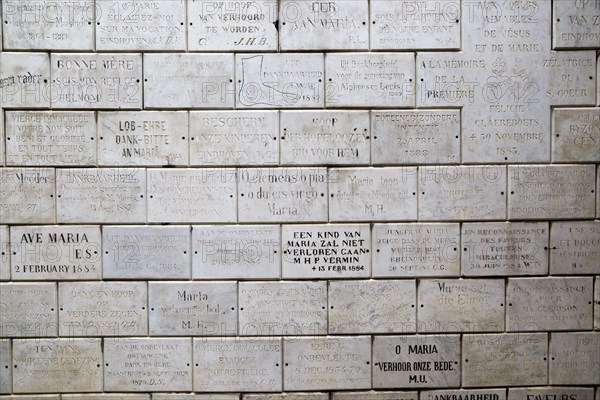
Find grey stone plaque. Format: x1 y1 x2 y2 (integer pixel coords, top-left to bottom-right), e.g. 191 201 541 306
236 54 324 108
328 280 416 334
148 282 237 336
329 167 418 221
0 108 4 165
12 338 102 393
554 0 600 48
192 225 280 280
550 332 600 385
189 111 278 166
188 0 278 51
51 53 142 109
154 395 238 400
0 339 10 393
461 222 549 276
144 54 234 108
552 108 600 162
148 168 236 223
10 225 101 281
56 168 146 223
103 225 190 280
0 52 50 108
63 396 150 400
0 396 61 400
507 277 593 331
508 387 594 400
596 276 600 330
0 226 10 281
281 224 370 279
96 0 185 51
98 111 189 166
423 390 506 400
244 395 328 400
0 167 55 223
280 111 370 165
283 336 371 391
550 221 600 275
104 338 192 392
0 282 56 337
279 0 368 50
371 110 460 164
332 392 418 400
326 53 415 107
239 281 327 336
419 166 507 220
193 337 282 392
5 111 96 166
372 223 460 278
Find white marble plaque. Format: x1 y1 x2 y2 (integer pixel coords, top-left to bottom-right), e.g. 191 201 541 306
280 111 370 165
507 277 593 331
56 168 146 223
0 339 11 393
51 54 142 109
148 168 236 223
329 280 416 334
371 110 460 164
5 111 96 166
596 276 600 330
279 0 368 50
372 223 460 278
236 53 324 108
554 0 600 48
192 225 280 280
333 392 418 400
329 167 418 221
508 388 594 400
461 222 549 276
98 111 189 166
12 338 102 393
419 166 507 220
188 0 278 51
0 226 10 281
148 282 237 336
283 336 371 391
245 395 328 400
193 337 282 392
0 282 56 337
326 53 415 107
424 390 506 400
104 338 192 392
550 332 600 385
550 221 600 275
189 111 278 166
0 167 55 224
281 224 370 279
0 52 50 108
144 54 234 108
552 108 600 162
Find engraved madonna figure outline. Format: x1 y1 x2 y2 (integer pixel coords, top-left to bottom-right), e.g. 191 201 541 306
238 55 301 107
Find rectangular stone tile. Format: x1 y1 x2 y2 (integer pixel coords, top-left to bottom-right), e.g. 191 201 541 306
0 226 9 281
0 339 10 393
148 282 237 336
329 167 417 221
0 167 55 224
462 333 548 387
56 168 146 223
192 225 279 280
64 396 150 400
329 280 416 334
550 221 600 274
553 0 600 48
424 390 506 400
281 224 370 279
597 165 600 218
239 281 327 336
508 387 594 400
154 395 239 400
0 52 50 108
332 392 418 400
461 222 549 276
550 332 600 385
552 108 600 162
193 337 281 392
103 225 190 280
244 395 327 400
595 276 600 330
98 111 189 166
0 108 3 166
0 282 56 337
0 396 60 400
104 338 192 392
283 336 371 391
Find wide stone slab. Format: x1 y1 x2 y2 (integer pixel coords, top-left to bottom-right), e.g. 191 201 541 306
0 52 50 108
550 221 600 275
154 395 239 400
0 168 55 224
0 226 10 281
332 392 418 400
0 282 56 337
549 332 600 385
596 277 600 330
423 390 506 400
553 0 600 48
63 395 150 400
244 395 328 400
508 387 595 400
0 339 10 393
552 108 599 162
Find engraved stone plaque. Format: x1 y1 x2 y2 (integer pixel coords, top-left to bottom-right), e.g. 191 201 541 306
239 281 327 336
0 52 50 108
154 395 238 400
192 225 280 280
423 390 506 400
281 224 370 279
63 395 150 400
283 336 371 390
280 111 370 165
372 223 460 278
193 337 282 392
189 111 278 166
419 166 507 220
326 53 415 107
552 108 600 162
98 111 189 166
333 392 418 400
0 226 10 281
148 282 237 336
0 167 55 223
144 54 234 108
104 338 192 392
5 111 96 166
328 280 416 334
51 54 142 109
279 0 368 50
236 53 324 108
0 339 11 393
461 222 549 276
0 108 4 165
550 332 600 385
12 338 102 393
329 167 418 221
238 168 328 222
371 110 460 164
554 0 600 48
550 221 600 275
596 276 600 330
96 0 185 51
244 395 328 400
508 387 594 400
56 168 146 223
188 0 278 51
0 282 56 337
147 168 236 223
